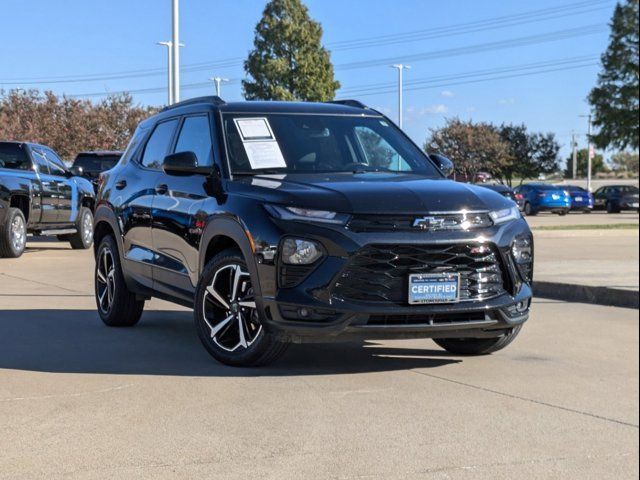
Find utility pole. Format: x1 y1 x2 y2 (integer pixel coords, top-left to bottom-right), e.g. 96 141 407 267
571 131 578 180
209 76 229 97
390 64 410 129
171 0 180 103
580 114 594 191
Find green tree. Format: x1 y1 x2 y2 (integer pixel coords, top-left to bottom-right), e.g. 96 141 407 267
425 118 510 182
610 151 640 173
564 148 607 177
588 0 640 150
497 124 560 186
243 0 340 101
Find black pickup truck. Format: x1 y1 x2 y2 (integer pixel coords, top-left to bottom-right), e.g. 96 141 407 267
0 141 95 258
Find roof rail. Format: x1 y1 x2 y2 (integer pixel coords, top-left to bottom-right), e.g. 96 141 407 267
161 95 225 112
328 99 368 109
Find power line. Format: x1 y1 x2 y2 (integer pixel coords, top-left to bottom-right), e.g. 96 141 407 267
0 0 611 85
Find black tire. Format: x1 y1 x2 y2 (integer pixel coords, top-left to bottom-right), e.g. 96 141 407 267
434 325 522 355
68 207 94 249
558 209 568 216
0 207 27 258
95 235 144 327
606 201 620 214
194 248 288 367
523 202 537 216
583 209 592 214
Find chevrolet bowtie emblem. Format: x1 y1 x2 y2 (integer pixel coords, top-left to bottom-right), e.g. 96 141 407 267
413 216 444 230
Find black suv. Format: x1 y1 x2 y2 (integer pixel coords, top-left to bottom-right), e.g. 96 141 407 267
93 97 533 367
71 150 123 192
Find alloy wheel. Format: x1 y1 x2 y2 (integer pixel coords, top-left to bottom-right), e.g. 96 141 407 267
82 212 93 245
10 214 26 253
96 247 116 314
202 264 262 352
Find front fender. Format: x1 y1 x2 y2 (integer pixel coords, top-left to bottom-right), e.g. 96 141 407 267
93 204 124 262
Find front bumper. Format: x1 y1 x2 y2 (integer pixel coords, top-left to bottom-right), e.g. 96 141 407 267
252 217 533 343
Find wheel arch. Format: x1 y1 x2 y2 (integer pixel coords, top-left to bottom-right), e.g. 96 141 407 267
10 194 31 224
200 216 262 298
93 205 123 261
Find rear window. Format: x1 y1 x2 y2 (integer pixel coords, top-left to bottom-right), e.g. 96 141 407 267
0 143 30 170
73 155 120 171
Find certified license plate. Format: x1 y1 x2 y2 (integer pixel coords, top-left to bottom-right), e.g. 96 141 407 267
575 196 583 202
408 273 460 304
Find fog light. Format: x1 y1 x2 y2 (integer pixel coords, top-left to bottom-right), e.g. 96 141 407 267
298 308 310 318
282 238 323 265
512 234 533 283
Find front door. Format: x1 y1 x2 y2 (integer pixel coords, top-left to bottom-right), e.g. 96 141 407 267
151 114 215 303
29 148 59 224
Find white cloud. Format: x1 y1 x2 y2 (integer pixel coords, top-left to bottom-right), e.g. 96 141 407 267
440 90 455 98
421 104 448 115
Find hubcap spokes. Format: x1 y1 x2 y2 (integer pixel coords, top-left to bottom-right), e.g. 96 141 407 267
96 248 115 313
202 264 261 352
10 215 26 251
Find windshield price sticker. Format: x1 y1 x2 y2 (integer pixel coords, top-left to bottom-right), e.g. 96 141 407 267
234 117 287 170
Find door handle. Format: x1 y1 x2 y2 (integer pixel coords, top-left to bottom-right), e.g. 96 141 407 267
155 184 168 195
115 180 127 190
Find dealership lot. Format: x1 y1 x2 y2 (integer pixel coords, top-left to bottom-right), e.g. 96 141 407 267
0 215 638 479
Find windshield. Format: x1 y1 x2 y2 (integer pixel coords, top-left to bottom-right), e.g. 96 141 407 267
223 113 441 176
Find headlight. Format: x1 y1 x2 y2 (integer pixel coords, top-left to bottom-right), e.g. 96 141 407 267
489 206 521 225
512 234 533 283
265 204 349 225
281 238 324 265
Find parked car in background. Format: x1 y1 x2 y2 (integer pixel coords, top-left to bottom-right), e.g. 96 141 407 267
0 141 95 258
93 96 533 367
513 183 571 216
478 183 517 203
560 185 594 213
71 151 123 191
593 185 639 213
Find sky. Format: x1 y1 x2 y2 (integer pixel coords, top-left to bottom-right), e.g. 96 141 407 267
0 0 615 162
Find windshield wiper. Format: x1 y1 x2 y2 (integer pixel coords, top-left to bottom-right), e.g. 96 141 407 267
233 169 287 176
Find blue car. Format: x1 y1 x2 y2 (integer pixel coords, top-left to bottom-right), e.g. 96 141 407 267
561 185 594 213
514 183 571 216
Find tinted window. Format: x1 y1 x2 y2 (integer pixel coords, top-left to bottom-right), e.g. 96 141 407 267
121 125 148 164
141 119 179 169
73 155 103 171
174 115 213 166
31 149 50 175
0 143 30 170
44 149 67 176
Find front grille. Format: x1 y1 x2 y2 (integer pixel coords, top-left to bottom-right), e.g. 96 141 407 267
279 264 316 288
347 213 493 232
367 311 487 326
333 243 506 304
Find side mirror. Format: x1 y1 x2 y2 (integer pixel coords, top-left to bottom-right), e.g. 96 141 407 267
163 151 208 176
430 153 454 177
69 166 84 177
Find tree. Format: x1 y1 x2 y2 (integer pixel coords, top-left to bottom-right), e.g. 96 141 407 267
243 0 340 101
610 151 640 173
425 118 510 182
588 0 640 150
0 89 155 160
564 148 607 177
496 124 560 186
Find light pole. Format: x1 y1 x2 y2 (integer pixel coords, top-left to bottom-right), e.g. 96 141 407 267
390 64 410 129
209 76 229 97
171 0 180 103
579 114 593 191
157 41 174 105
571 131 578 180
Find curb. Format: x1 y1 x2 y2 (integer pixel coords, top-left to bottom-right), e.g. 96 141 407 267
534 281 639 309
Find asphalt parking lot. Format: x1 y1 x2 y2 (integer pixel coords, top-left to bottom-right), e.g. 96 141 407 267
0 215 638 479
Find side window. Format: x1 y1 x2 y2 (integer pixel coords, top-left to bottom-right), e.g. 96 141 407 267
44 149 67 176
0 143 31 170
141 119 179 169
31 150 50 175
354 126 410 171
121 125 148 164
174 115 213 167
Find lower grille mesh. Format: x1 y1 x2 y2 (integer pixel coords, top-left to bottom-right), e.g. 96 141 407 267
333 243 506 304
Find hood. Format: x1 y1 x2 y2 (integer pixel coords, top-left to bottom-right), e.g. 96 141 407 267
228 173 511 214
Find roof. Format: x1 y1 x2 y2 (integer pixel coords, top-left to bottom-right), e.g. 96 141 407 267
75 151 124 156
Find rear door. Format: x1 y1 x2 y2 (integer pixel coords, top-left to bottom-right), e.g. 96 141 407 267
117 118 179 290
29 148 60 224
151 113 215 301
